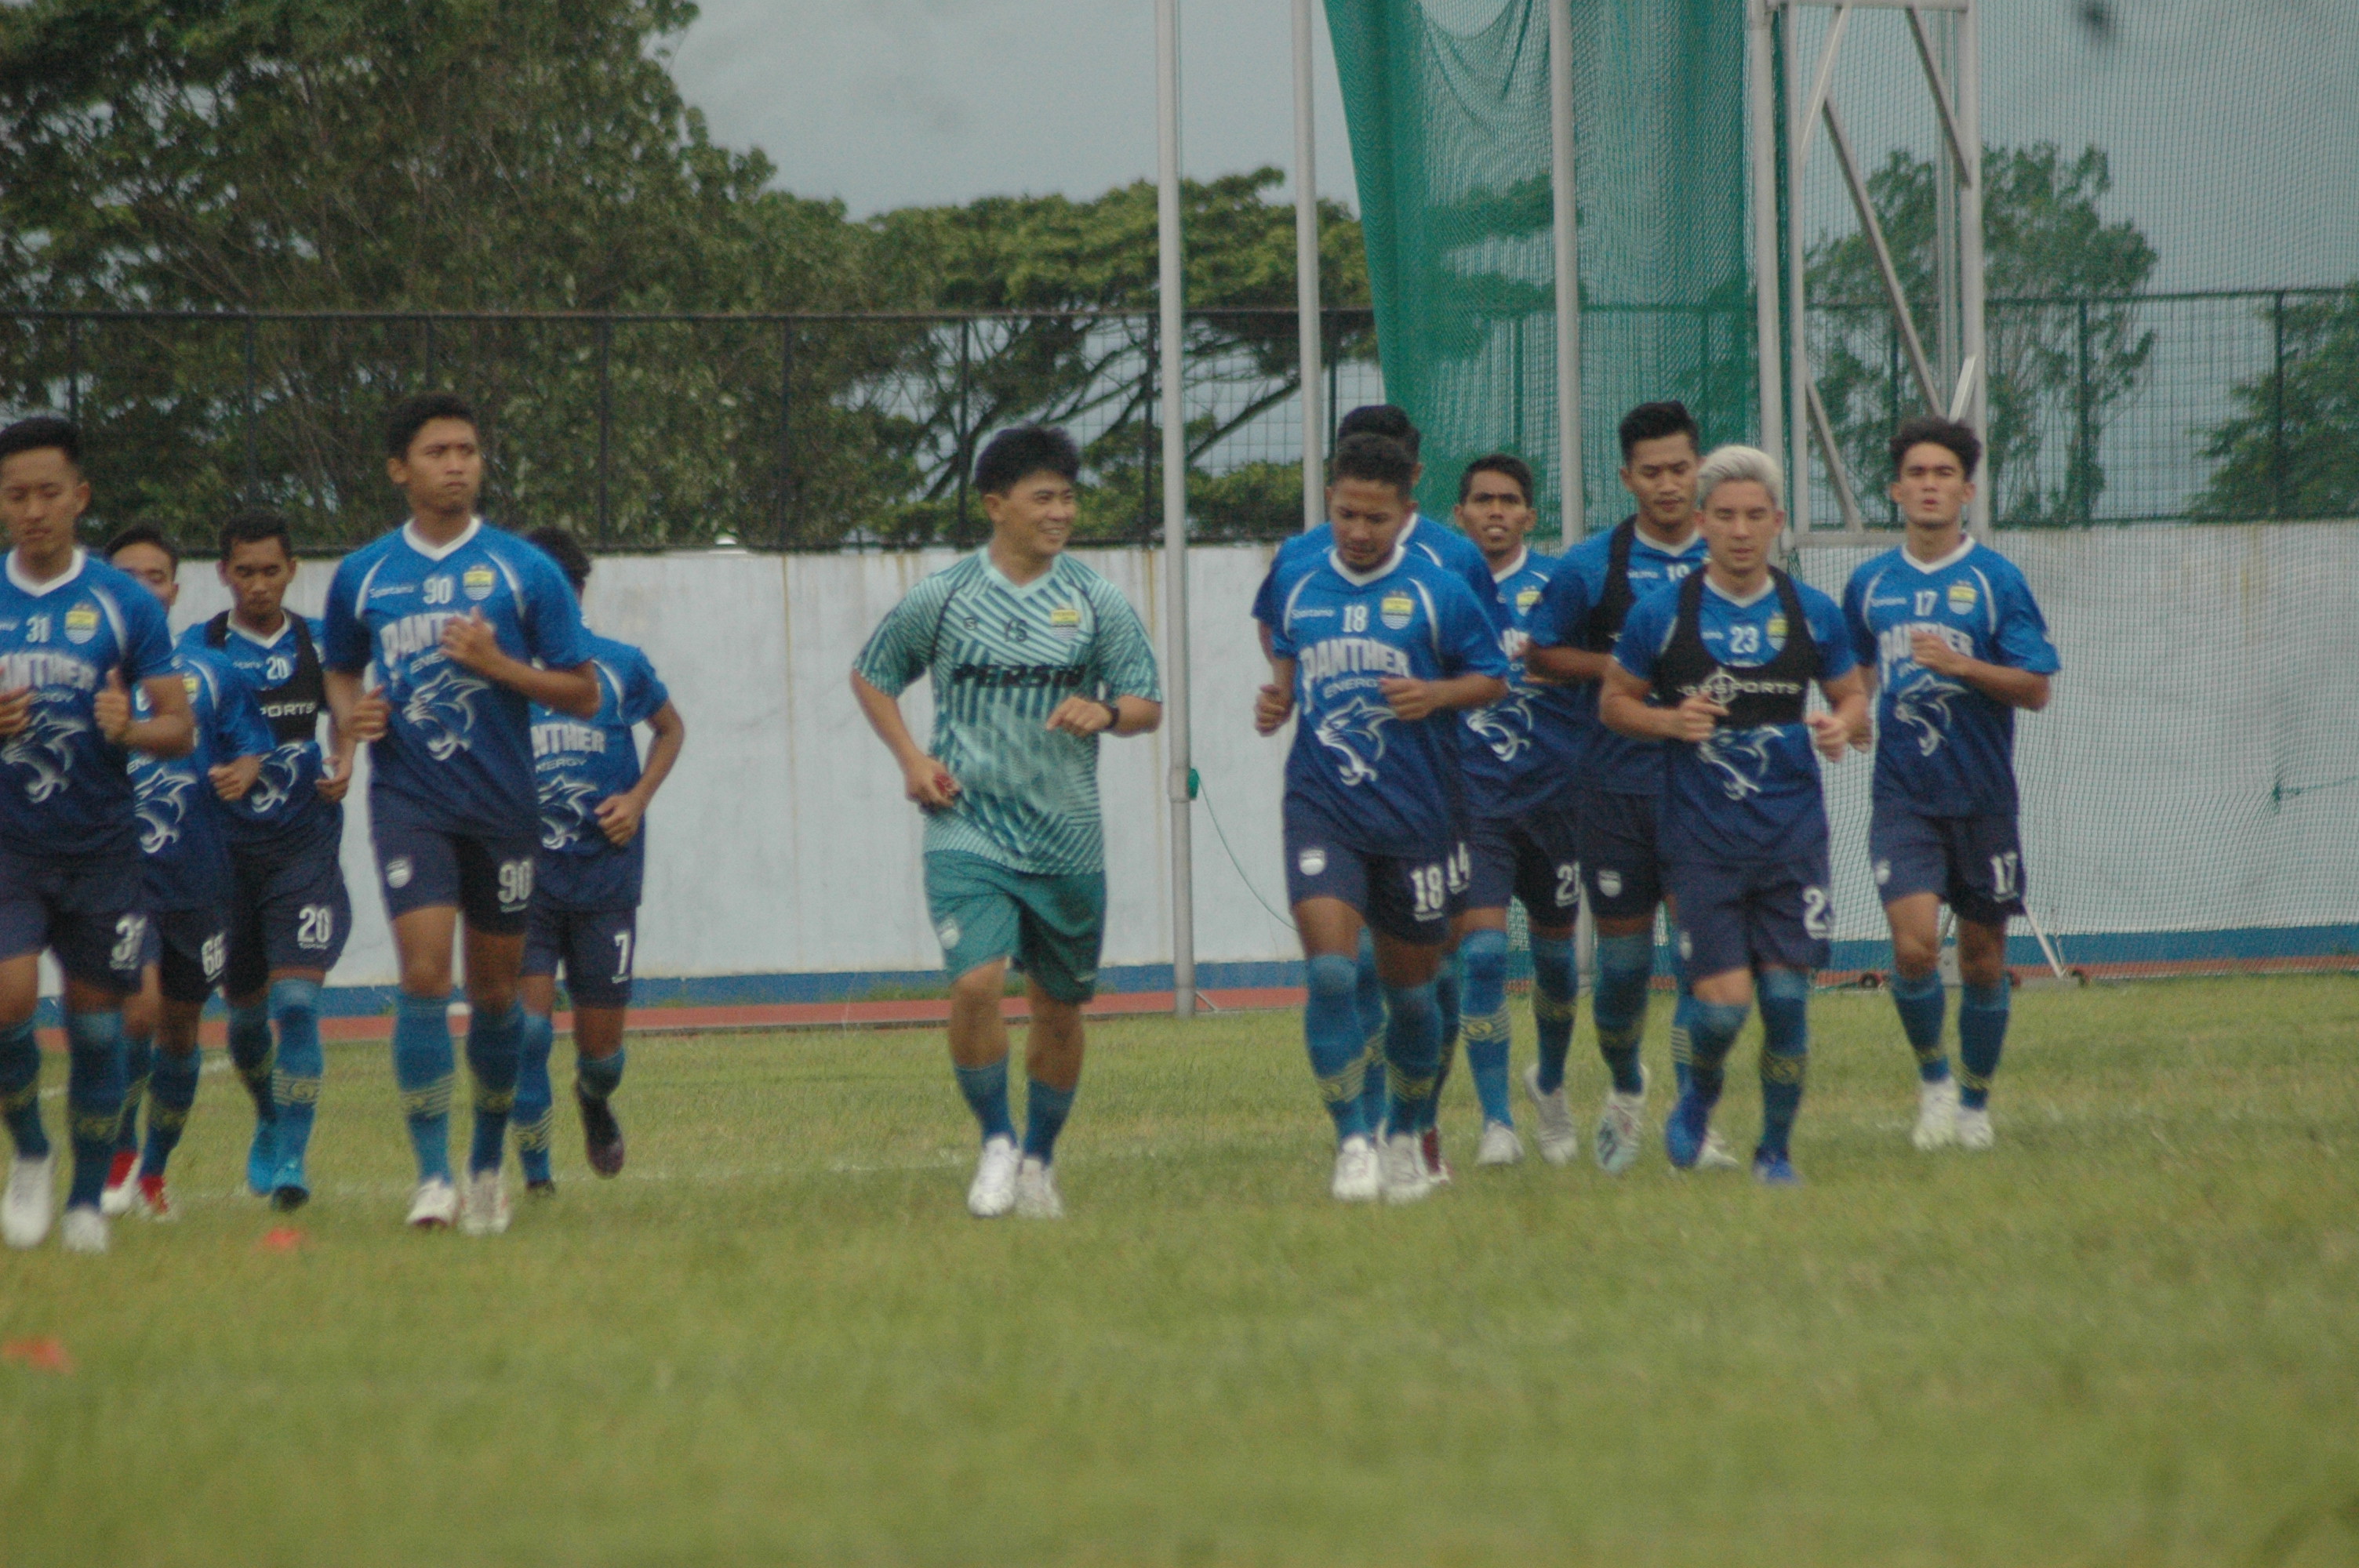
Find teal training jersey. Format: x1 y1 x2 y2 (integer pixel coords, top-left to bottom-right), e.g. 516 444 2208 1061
855 551 1161 876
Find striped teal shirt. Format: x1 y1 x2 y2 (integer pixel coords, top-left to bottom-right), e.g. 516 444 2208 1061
855 551 1161 875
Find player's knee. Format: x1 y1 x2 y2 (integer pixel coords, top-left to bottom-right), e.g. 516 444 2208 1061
1306 953 1358 1002
1890 929 1940 977
269 976 322 1026
1459 928 1508 989
948 961 1006 1007
1757 968 1810 1054
399 956 453 999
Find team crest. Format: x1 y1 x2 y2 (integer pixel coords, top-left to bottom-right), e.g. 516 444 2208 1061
385 857 413 888
181 672 201 699
1874 858 1892 886
1049 604 1082 639
1296 848 1328 877
936 918 961 952
1596 869 1623 898
463 564 497 602
1379 592 1414 630
1947 581 1978 614
1515 586 1542 612
1766 613 1788 644
64 606 100 645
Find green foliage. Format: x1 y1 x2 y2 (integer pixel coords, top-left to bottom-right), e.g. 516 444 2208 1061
2194 286 2359 520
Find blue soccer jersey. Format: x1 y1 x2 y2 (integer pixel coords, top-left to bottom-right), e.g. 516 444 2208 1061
132 645 273 913
1842 539 2059 816
1272 546 1510 859
1252 514 1498 634
182 613 339 853
0 550 177 857
1458 546 1583 820
322 519 594 838
1616 571 1856 865
532 633 671 912
1527 517 1708 797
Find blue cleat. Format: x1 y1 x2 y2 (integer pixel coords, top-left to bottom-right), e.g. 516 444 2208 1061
268 1153 310 1211
1663 1093 1707 1170
245 1117 280 1197
1751 1149 1801 1186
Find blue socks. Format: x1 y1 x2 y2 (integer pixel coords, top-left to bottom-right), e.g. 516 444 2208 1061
63 1011 125 1209
953 1057 1016 1143
1891 971 1950 1083
1680 999 1750 1116
463 1003 525 1177
1023 1076 1077 1164
392 993 456 1183
269 978 324 1176
1353 936 1387 1135
1592 934 1654 1096
0 1018 44 1158
1528 931 1576 1094
1756 970 1810 1160
1458 930 1513 1127
227 1000 278 1123
141 1048 201 1178
1957 982 2010 1110
1667 933 1696 1099
116 1030 153 1156
578 1047 625 1102
514 1011 557 1185
1304 953 1369 1142
1429 953 1462 1121
1383 980 1443 1136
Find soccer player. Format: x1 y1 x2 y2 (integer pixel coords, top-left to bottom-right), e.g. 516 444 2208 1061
510 526 685 1192
0 417 194 1254
1842 416 2057 1150
852 425 1161 1221
96 525 272 1221
1447 452 1579 1167
1255 432 1508 1203
322 393 601 1234
1599 445 1866 1185
183 506 356 1210
1524 401 1725 1171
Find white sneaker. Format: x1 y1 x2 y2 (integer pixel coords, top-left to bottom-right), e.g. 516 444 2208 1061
1913 1078 1961 1150
1329 1134 1380 1202
405 1176 459 1229
460 1169 511 1236
1012 1154 1064 1219
1521 1064 1578 1166
966 1134 1019 1218
1696 1131 1743 1171
1595 1070 1648 1176
1475 1120 1522 1167
100 1152 141 1218
1955 1105 1994 1150
1379 1132 1436 1205
3 1153 55 1248
60 1204 107 1254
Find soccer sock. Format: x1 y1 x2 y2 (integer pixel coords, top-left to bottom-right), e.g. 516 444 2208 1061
1353 934 1387 1134
1382 980 1443 1138
115 1028 153 1157
1528 931 1576 1095
269 978 325 1172
1890 971 1951 1083
0 1018 49 1159
577 1047 625 1102
1681 1000 1750 1120
1667 931 1696 1100
227 1000 278 1125
1429 953 1462 1127
140 1048 201 1178
1756 971 1811 1160
951 1056 1015 1144
464 1002 525 1178
1957 982 2011 1111
1457 929 1513 1126
63 1011 126 1210
1591 933 1654 1097
1303 954 1369 1143
391 993 456 1184
514 1011 556 1185
1023 1075 1078 1164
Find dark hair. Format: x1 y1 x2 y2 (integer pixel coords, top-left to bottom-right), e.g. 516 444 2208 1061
1617 401 1700 463
1458 452 1534 506
386 392 478 459
525 524 591 595
973 425 1081 496
0 415 82 470
1329 432 1418 499
218 506 295 563
103 522 178 572
1336 404 1419 460
1888 415 1983 480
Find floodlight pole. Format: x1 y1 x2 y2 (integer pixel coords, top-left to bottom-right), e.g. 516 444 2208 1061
1747 0 1785 471
1547 0 1583 543
1294 0 1323 532
1156 0 1197 1018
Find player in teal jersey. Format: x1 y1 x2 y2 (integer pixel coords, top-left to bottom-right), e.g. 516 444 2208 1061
852 426 1162 1221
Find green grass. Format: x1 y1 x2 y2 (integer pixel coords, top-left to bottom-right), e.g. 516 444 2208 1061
5 976 2358 1566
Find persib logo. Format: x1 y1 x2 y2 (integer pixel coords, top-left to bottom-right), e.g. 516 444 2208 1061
1049 604 1081 638
462 564 497 602
64 606 100 645
1379 592 1414 630
1515 586 1542 612
1947 580 1978 614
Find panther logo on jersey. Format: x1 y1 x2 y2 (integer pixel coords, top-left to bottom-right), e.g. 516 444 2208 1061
1466 691 1535 763
1 703 85 803
133 768 197 855
1890 672 1964 757
242 745 308 817
1313 695 1394 786
1696 724 1778 801
402 660 489 761
539 776 606 851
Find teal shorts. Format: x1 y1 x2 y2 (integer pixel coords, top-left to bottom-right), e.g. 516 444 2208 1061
924 851 1107 1005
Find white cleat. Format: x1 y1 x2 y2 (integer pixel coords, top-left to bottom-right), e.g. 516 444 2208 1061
1379 1132 1436 1205
966 1134 1020 1218
1696 1131 1743 1171
1475 1120 1522 1167
3 1152 56 1249
60 1204 108 1254
1329 1134 1381 1202
1955 1105 1994 1150
1913 1078 1961 1150
100 1152 141 1218
405 1176 459 1230
460 1169 511 1236
1595 1071 1648 1176
1521 1064 1579 1166
1012 1154 1064 1219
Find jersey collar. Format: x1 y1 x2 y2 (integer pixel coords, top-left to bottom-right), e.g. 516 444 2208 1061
227 614 295 649
1900 535 1976 575
1328 543 1407 586
1488 546 1529 583
401 516 483 562
5 547 87 597
976 546 1063 595
1703 574 1778 609
1634 524 1703 559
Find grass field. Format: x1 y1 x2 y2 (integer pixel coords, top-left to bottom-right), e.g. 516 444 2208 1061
4 975 2357 1567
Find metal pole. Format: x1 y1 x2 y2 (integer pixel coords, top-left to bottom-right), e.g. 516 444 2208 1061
596 318 612 546
243 316 260 503
65 318 80 426
1293 0 1323 533
1784 2 1812 533
1156 0 1196 1018
954 318 971 537
1957 0 1990 539
1748 0 1784 466
778 319 795 549
1547 0 1583 543
2270 290 2289 519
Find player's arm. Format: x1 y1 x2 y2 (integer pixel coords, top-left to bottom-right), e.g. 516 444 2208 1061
1807 667 1870 761
1909 630 2051 710
439 612 598 717
1848 663 1880 750
1255 659 1297 735
1381 580 1509 720
850 670 958 811
1522 570 1605 684
99 671 196 759
595 700 686 847
1379 670 1505 722
1598 664 1721 742
1525 643 1610 684
1046 693 1161 738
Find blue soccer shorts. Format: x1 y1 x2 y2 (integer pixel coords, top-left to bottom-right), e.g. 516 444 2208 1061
1281 794 1454 947
1663 849 1833 980
369 789 536 935
224 829 351 996
0 842 147 993
523 904 638 1009
1463 802 1581 930
138 906 228 1005
1870 800 2027 928
1576 789 1668 922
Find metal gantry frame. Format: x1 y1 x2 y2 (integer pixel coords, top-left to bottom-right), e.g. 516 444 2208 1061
1749 0 1990 543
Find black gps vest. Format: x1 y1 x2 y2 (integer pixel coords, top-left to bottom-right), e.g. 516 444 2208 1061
204 611 325 746
1578 517 1643 652
1647 568 1818 730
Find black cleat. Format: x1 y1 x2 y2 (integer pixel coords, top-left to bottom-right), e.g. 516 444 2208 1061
525 1178 558 1198
576 1083 626 1178
270 1184 310 1213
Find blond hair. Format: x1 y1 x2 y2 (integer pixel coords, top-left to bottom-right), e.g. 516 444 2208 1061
1694 444 1785 512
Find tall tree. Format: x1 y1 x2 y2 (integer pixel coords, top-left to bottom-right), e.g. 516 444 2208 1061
2193 286 2359 520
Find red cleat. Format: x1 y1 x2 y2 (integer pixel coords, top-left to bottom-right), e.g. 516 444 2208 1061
1419 1127 1453 1186
136 1173 174 1221
99 1150 140 1217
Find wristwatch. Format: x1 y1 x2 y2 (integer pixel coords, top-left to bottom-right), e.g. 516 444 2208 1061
1098 698 1123 729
